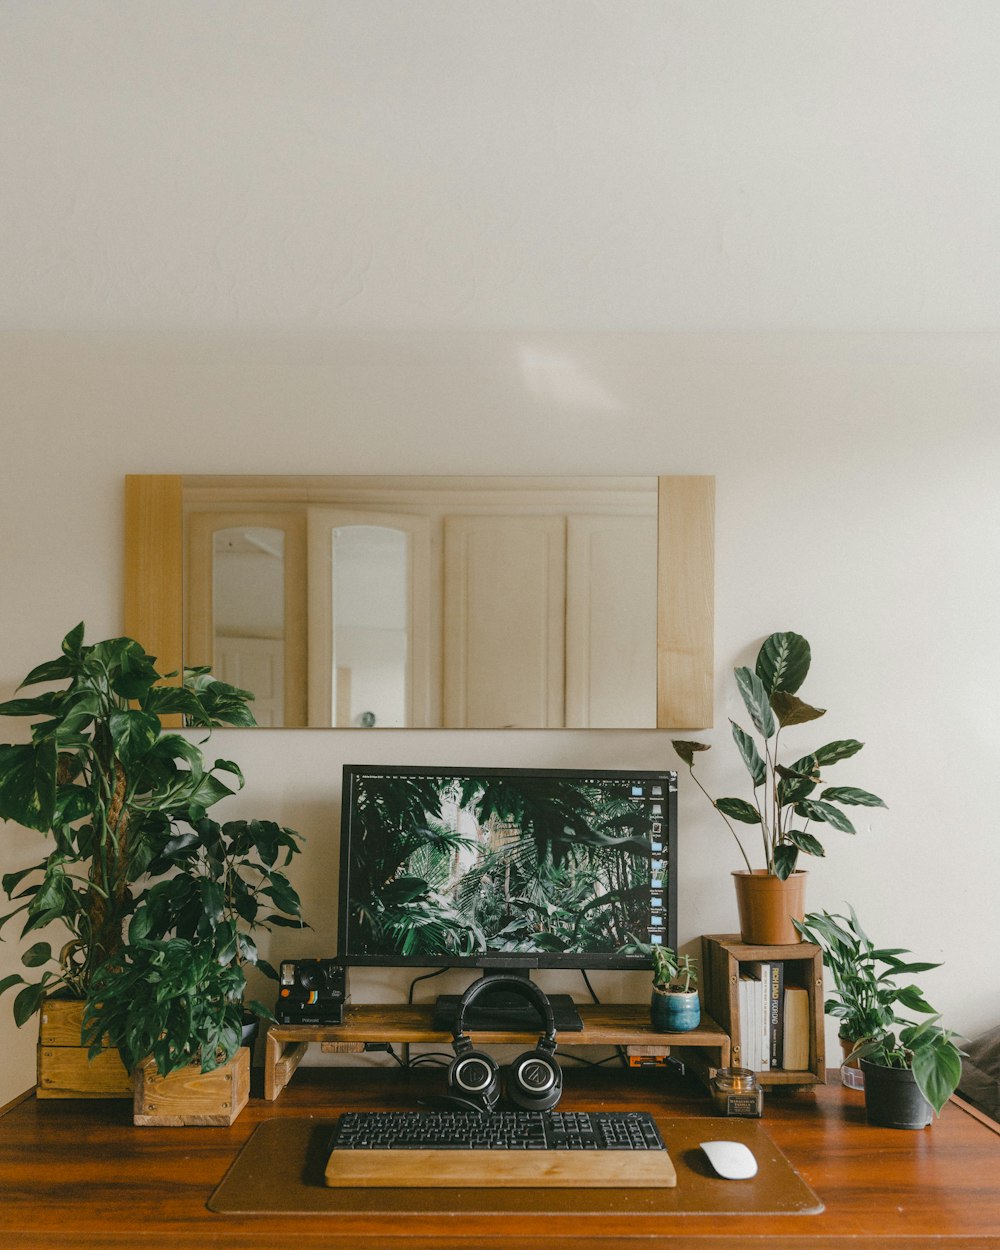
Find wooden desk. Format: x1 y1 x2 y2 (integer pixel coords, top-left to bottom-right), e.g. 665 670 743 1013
1 1065 998 1249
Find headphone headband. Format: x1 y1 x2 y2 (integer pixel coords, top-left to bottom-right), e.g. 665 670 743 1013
453 975 557 1049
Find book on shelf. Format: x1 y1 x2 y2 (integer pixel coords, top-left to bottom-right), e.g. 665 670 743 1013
738 968 766 1071
744 961 785 1071
782 985 810 1070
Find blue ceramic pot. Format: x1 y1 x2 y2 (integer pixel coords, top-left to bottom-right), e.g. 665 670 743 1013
650 988 701 1033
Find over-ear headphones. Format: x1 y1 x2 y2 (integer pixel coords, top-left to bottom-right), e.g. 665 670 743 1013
445 975 562 1113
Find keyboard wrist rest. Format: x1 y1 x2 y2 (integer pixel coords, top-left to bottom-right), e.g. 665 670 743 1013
324 1148 677 1188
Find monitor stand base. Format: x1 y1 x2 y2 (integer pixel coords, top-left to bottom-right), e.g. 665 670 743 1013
431 993 584 1034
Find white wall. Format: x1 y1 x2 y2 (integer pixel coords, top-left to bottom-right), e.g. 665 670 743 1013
2 329 998 1103
2 4 1000 1106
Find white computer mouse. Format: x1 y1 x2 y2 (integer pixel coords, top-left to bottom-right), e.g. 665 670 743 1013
699 1139 758 1180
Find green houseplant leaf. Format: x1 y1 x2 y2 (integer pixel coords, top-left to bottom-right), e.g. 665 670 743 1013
755 631 811 696
733 667 775 739
672 632 885 878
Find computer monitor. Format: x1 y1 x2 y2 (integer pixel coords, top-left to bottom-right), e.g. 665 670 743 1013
336 765 677 1030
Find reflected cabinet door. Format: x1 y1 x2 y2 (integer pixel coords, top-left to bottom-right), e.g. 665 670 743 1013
443 514 566 729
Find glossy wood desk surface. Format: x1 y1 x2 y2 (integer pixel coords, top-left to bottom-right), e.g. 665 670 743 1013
1 1065 998 1249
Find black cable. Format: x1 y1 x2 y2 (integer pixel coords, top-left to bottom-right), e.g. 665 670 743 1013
580 969 600 1004
407 967 448 1005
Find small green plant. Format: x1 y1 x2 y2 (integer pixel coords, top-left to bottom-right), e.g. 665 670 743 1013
83 938 246 1076
794 906 939 1045
672 632 886 879
795 905 962 1116
651 946 698 992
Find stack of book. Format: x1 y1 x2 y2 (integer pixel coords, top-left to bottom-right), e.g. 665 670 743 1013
738 962 810 1072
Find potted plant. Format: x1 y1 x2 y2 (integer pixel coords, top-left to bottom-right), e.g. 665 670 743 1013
650 946 700 1032
856 1020 963 1130
794 906 943 1089
672 631 886 944
0 623 300 1096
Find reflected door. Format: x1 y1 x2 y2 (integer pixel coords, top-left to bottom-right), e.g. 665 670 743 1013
184 512 307 726
307 509 436 727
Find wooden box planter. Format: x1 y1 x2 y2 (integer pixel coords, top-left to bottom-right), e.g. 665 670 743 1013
37 999 132 1100
133 1045 250 1126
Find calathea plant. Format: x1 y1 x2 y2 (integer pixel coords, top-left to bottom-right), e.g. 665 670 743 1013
0 623 297 1028
672 632 886 879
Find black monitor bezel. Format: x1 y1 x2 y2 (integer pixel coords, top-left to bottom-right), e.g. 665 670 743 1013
336 764 678 970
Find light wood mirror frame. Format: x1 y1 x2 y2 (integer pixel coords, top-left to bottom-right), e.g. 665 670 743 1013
124 474 714 730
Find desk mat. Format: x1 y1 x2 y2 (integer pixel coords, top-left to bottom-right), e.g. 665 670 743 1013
208 1116 823 1216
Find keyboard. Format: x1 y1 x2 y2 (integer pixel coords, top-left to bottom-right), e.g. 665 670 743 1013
323 1110 677 1188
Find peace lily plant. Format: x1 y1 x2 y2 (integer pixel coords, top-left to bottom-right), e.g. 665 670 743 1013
672 632 886 880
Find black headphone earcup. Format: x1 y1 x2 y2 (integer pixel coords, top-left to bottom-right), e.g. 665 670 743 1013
507 1047 562 1111
447 1048 501 1111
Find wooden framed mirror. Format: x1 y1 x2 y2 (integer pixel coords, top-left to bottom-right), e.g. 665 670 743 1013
124 474 714 730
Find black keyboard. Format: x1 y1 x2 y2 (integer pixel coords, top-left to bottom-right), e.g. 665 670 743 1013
331 1109 666 1150
324 1110 676 1188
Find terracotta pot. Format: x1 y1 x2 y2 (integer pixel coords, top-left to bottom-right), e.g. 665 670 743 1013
732 870 807 945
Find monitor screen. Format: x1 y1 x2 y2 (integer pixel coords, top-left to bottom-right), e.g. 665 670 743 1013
337 765 677 970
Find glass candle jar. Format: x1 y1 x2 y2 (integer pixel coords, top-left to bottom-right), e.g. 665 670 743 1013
710 1066 763 1117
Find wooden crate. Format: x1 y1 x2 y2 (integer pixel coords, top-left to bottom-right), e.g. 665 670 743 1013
37 998 131 1099
701 934 826 1087
133 1046 250 1126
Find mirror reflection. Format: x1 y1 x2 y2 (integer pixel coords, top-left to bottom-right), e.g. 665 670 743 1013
183 476 658 729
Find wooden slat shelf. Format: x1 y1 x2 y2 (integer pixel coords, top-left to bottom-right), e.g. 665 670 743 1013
264 1003 731 1100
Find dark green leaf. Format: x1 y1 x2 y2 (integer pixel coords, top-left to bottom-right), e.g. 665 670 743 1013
755 631 811 696
671 739 710 768
784 829 825 857
142 686 206 719
730 721 766 786
734 666 776 738
108 710 160 769
820 786 886 808
0 973 26 997
813 739 864 766
61 623 86 658
0 693 63 718
0 739 57 831
21 941 53 968
110 644 162 700
771 691 826 726
19 656 76 688
912 1039 963 1116
13 980 48 1027
715 797 761 824
795 799 856 832
773 844 799 879
263 913 306 927
895 984 935 1013
777 771 816 805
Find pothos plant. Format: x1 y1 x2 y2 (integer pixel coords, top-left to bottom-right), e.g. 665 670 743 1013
0 624 303 1033
672 632 886 879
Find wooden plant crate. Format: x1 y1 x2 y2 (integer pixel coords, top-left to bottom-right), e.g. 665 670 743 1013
133 1045 250 1126
37 998 131 1100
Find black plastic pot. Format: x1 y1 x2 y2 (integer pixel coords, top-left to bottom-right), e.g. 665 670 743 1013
860 1058 932 1129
